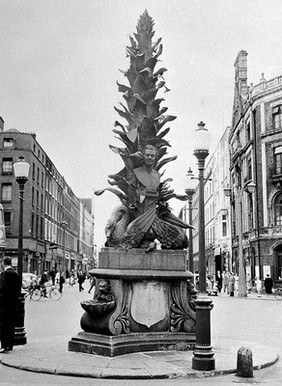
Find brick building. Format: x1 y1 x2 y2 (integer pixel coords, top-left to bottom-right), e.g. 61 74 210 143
229 50 282 282
0 121 95 275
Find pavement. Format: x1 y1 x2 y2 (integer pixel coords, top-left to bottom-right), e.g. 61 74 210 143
0 328 279 379
0 289 279 380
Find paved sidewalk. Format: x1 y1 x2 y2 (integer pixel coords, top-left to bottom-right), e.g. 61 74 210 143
0 335 278 379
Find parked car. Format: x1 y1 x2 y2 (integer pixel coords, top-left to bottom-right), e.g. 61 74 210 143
194 274 218 296
206 274 218 296
22 272 37 290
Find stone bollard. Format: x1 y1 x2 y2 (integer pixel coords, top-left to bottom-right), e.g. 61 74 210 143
236 346 253 377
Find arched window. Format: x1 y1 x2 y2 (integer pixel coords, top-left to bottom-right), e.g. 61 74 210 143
274 193 282 226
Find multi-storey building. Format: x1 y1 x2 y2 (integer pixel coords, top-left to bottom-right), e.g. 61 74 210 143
79 199 95 271
183 126 232 276
204 127 232 275
229 50 282 282
0 121 94 275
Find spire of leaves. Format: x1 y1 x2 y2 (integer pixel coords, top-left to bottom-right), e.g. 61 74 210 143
95 10 182 206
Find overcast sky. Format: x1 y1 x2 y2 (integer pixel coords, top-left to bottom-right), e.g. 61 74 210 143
1 0 282 247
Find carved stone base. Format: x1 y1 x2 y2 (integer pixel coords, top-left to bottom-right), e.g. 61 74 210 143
69 248 197 356
68 331 196 357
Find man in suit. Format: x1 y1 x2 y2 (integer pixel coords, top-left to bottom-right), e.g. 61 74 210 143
0 256 21 353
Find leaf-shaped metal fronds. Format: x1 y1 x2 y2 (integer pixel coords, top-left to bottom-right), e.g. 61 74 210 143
157 127 170 138
94 188 127 201
155 155 177 171
116 82 131 94
114 121 126 132
114 106 132 124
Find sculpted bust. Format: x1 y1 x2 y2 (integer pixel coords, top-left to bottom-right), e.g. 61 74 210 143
133 145 160 211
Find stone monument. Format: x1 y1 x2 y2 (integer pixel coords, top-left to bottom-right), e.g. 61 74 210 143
69 10 197 357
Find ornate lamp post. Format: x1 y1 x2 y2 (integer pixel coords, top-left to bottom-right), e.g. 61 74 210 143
224 180 256 297
185 168 197 276
13 154 30 345
191 122 215 371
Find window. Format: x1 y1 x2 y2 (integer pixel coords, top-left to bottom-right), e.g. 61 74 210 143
4 211 11 233
274 193 282 226
273 106 282 129
31 213 34 235
3 138 14 148
222 214 227 237
32 163 35 180
274 146 282 175
32 187 34 206
2 158 13 174
277 250 282 280
246 121 251 142
247 157 252 180
1 183 12 201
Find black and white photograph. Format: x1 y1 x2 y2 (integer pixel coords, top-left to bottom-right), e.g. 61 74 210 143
0 1 282 385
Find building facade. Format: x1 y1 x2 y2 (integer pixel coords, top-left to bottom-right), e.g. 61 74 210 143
229 50 282 282
183 126 232 276
204 127 232 276
0 123 95 275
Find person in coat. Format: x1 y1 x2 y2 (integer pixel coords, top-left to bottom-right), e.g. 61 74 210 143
58 271 65 293
264 274 274 297
78 271 85 292
228 272 235 297
0 256 21 353
39 270 48 297
216 271 222 293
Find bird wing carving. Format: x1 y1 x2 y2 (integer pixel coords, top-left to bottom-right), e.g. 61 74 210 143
106 205 157 248
151 216 188 249
121 205 157 247
158 210 194 229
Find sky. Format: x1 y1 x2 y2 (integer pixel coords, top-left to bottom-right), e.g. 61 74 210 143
1 0 282 248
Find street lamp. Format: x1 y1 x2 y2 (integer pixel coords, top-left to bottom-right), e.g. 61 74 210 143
185 168 197 276
224 180 256 297
61 220 68 276
13 154 30 345
191 121 215 371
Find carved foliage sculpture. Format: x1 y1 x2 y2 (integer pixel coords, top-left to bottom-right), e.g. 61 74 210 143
95 10 190 249
170 280 196 332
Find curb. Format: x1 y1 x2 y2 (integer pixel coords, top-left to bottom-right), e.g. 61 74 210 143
0 340 279 379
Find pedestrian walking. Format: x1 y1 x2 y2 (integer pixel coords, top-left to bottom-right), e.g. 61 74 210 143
55 270 60 285
39 270 48 297
49 267 56 285
228 272 235 297
69 272 76 286
255 277 262 296
264 274 273 297
58 271 65 293
0 256 21 353
78 271 85 292
223 271 230 293
246 273 253 294
234 273 239 293
216 271 222 293
88 276 96 294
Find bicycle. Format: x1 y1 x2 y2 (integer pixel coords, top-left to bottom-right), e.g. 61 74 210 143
27 284 62 301
273 287 282 300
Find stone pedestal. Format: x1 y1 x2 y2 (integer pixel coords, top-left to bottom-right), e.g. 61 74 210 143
68 248 196 356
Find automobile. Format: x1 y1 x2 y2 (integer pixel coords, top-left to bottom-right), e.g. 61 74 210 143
206 274 218 296
22 272 37 290
194 274 218 296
